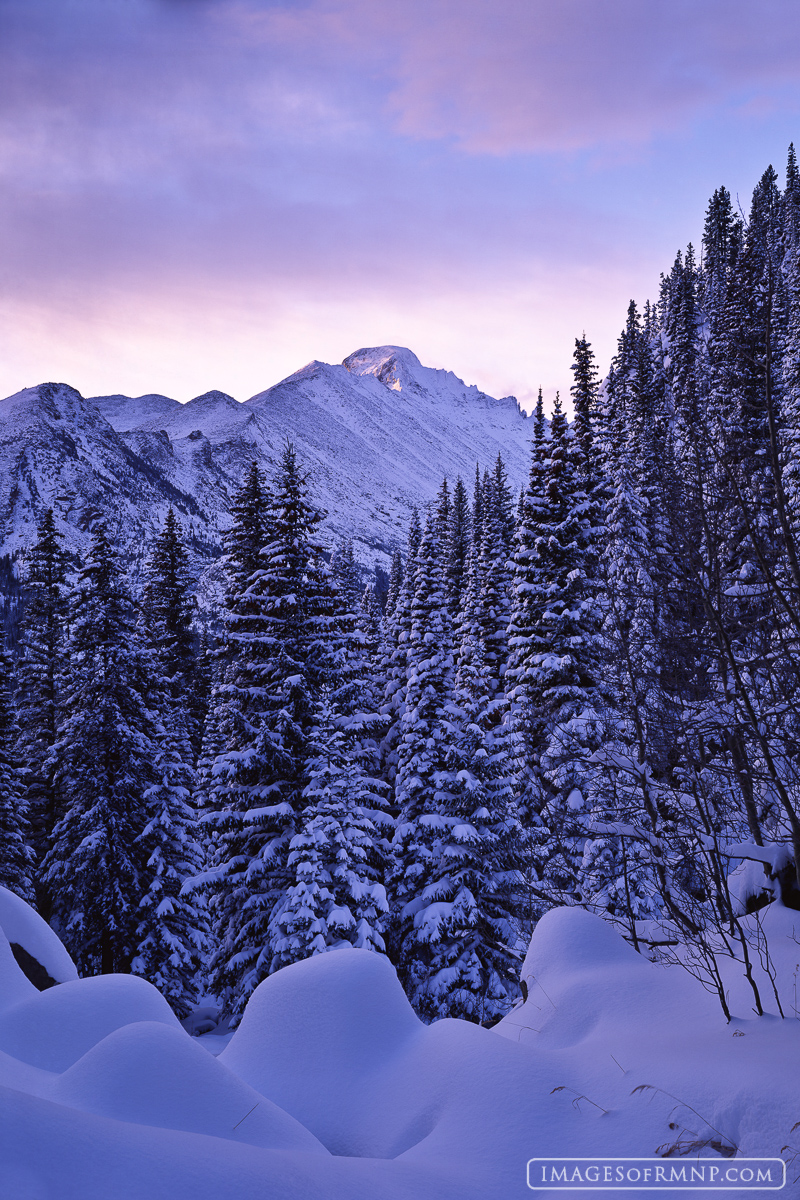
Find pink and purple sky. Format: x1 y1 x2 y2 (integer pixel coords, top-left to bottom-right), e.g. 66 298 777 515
3 0 800 409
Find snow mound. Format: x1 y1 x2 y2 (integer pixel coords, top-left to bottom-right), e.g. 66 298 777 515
521 905 641 985
1 915 799 1195
221 947 423 1153
509 907 647 1048
0 973 181 1072
222 946 555 1172
52 1020 327 1153
498 906 717 1050
0 886 78 986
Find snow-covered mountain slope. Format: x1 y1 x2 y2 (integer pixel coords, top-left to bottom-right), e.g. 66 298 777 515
0 382 209 571
242 347 529 560
0 347 530 575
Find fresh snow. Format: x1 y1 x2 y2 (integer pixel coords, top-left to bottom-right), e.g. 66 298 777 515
1 893 798 1198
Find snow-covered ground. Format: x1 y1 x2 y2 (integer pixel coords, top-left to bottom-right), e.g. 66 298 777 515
0 892 797 1198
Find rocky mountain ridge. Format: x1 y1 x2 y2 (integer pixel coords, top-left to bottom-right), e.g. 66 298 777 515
0 346 531 583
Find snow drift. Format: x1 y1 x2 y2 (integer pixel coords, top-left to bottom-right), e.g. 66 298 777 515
0 893 798 1198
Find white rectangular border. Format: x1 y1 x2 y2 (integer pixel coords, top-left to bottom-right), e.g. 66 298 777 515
526 1157 786 1191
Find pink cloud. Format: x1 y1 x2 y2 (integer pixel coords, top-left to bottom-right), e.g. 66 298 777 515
1 0 799 406
211 0 800 155
353 0 800 153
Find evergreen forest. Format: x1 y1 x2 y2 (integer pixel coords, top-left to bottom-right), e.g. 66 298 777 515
7 149 800 1028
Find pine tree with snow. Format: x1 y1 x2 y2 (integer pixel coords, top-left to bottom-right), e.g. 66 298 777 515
390 512 458 1003
197 445 343 1019
579 438 664 925
445 476 472 616
355 584 387 722
0 638 34 903
271 694 389 966
472 462 484 548
385 549 404 620
537 395 605 896
505 388 550 827
42 525 158 974
476 467 513 718
330 539 362 614
570 335 600 465
142 508 203 756
132 513 210 1015
132 707 208 1017
380 509 421 791
491 454 516 562
506 394 604 908
16 507 69 907
436 477 451 543
409 550 522 1024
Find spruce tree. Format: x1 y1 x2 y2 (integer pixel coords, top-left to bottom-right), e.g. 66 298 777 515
134 514 209 1015
142 509 203 756
132 709 208 1017
445 476 472 616
197 445 342 1019
271 695 389 965
385 549 404 620
380 509 421 791
412 550 521 1023
507 394 604 908
17 508 69 911
436 477 451 543
391 512 457 1004
42 526 158 975
505 387 550 827
330 539 362 613
0 638 34 903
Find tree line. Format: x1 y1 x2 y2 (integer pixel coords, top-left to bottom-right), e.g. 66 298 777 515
4 146 800 1025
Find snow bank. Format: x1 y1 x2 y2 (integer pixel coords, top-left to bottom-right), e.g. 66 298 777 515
1 895 799 1198
53 1020 327 1153
0 972 180 1071
504 905 719 1050
0 885 78 985
221 947 424 1155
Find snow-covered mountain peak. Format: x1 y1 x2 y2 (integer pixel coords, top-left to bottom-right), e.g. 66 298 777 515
89 392 181 433
0 345 533 575
342 346 423 392
187 390 238 409
250 360 337 393
4 382 86 424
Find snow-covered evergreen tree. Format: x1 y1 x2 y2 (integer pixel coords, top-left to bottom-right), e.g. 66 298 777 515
132 709 208 1017
445 476 472 616
330 539 362 613
196 445 343 1019
505 389 550 828
142 508 204 757
380 509 421 791
390 512 457 1004
0 638 34 903
409 549 521 1024
506 392 604 911
42 525 158 974
271 695 389 965
16 508 69 912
